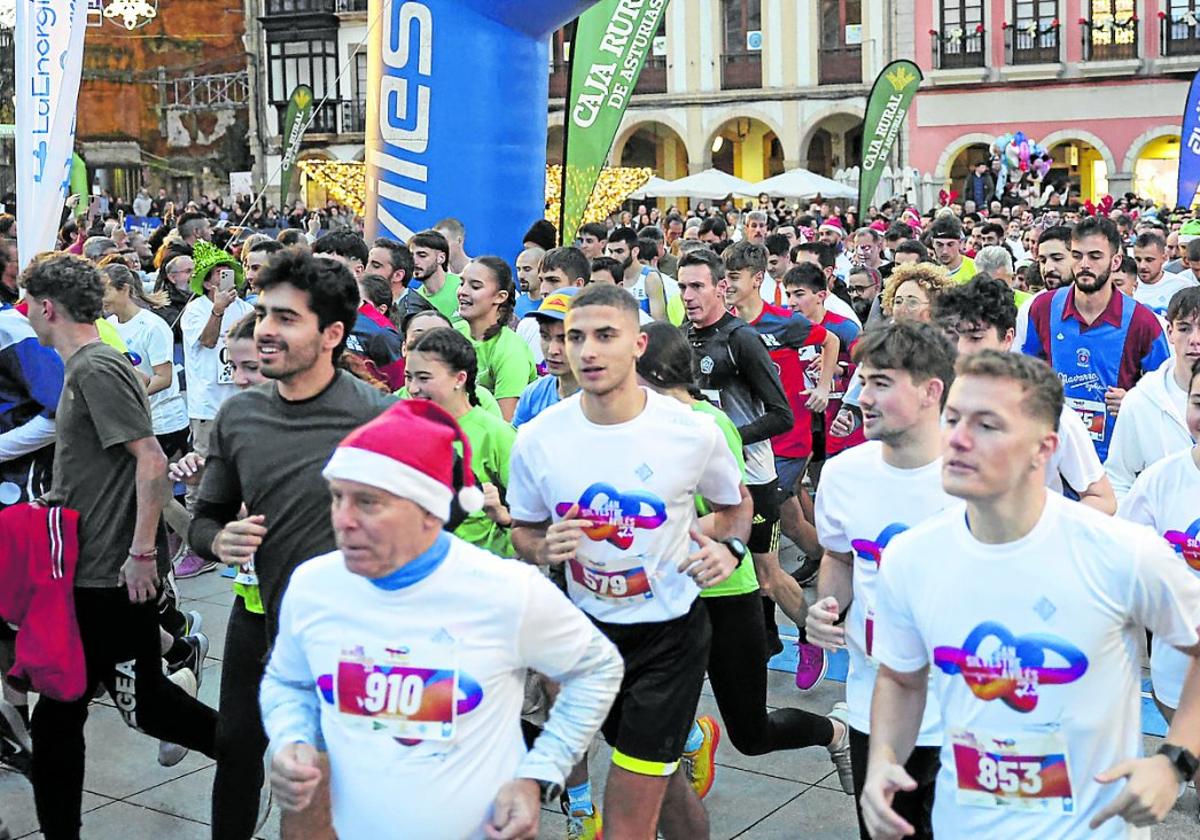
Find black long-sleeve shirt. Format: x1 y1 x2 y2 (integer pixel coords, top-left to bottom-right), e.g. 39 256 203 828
687 313 793 486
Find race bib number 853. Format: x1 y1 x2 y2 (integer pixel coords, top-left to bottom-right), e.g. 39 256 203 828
951 729 1074 814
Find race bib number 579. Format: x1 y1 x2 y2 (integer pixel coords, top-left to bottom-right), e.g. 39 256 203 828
568 559 653 601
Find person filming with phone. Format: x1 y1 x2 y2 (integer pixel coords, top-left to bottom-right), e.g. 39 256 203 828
181 241 254 493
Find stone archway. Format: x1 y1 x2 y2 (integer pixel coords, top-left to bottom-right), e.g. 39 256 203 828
933 132 999 181
704 116 785 181
611 121 690 179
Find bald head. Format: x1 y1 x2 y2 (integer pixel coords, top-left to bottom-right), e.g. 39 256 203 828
515 246 545 295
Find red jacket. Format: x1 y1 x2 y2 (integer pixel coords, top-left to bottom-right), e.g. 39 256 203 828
0 504 86 701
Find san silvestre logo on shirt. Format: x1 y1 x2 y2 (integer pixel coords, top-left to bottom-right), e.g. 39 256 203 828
555 482 668 550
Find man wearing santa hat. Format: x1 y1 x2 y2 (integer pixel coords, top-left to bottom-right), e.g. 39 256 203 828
261 400 624 839
817 216 855 282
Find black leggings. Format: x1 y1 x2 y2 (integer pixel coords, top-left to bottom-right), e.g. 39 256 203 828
703 592 833 755
30 588 217 840
849 727 939 840
211 598 271 839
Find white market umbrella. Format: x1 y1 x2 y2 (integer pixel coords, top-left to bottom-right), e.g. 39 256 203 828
658 168 758 199
756 168 857 200
629 176 677 199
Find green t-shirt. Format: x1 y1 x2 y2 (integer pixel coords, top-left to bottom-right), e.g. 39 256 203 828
470 326 537 401
949 255 977 284
417 272 462 319
452 405 517 557
691 400 759 599
1013 288 1033 308
394 383 503 418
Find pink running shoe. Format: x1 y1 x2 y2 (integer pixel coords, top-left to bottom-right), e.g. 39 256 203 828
174 551 218 579
795 641 828 691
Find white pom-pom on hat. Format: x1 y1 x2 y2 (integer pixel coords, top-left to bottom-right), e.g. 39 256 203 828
457 483 485 513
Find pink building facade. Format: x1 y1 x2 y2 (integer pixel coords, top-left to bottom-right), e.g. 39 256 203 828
901 0 1200 205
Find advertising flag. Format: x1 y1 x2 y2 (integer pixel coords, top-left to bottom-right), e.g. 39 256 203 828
858 60 923 219
1177 68 1200 208
15 0 88 269
560 0 669 243
280 85 314 209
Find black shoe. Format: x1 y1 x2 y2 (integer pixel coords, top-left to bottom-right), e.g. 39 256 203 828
791 554 821 587
167 632 210 691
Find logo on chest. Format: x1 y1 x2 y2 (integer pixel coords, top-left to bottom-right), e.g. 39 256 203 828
1075 347 1090 368
1165 519 1200 571
555 482 668 550
933 621 1088 713
851 523 909 568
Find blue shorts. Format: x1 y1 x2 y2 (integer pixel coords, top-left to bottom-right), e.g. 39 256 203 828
774 455 810 499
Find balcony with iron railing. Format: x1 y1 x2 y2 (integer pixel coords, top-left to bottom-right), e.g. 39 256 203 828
1081 16 1139 61
1005 20 1060 64
1161 12 1200 57
721 52 763 89
930 26 986 69
273 99 367 137
818 45 862 84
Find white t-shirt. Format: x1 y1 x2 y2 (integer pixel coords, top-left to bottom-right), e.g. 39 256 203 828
813 440 949 742
508 389 742 624
1118 447 1200 708
1132 271 1198 316
266 542 607 840
1047 405 1104 496
825 291 862 328
180 294 254 420
515 316 544 368
875 493 1200 839
109 308 188 435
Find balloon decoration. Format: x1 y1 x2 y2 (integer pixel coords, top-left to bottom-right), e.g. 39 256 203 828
990 131 1053 195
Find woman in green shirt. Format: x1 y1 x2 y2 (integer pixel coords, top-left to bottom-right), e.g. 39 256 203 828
404 327 516 557
635 321 851 796
456 257 536 421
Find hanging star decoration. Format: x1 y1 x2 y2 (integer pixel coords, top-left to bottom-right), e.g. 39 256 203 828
103 0 158 30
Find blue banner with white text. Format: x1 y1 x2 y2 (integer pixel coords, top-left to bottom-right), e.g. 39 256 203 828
1177 68 1200 209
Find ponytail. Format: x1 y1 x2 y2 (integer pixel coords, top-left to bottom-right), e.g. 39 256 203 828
473 256 516 343
101 262 170 308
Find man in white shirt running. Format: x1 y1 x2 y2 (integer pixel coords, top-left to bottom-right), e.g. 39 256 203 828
262 400 624 839
806 320 959 839
864 351 1200 839
509 283 753 839
1107 286 1200 500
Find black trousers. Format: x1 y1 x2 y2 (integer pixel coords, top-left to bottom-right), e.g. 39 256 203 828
211 598 270 840
850 727 939 840
704 592 833 755
31 587 217 840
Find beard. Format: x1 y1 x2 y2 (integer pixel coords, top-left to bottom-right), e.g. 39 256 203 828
852 298 872 322
620 255 633 274
260 334 323 382
1074 268 1108 294
1042 270 1070 290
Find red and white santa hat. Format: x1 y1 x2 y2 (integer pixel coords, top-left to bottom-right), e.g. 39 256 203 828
322 401 484 521
818 216 846 237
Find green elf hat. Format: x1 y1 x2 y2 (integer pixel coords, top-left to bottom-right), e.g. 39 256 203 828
190 240 245 296
1178 218 1200 245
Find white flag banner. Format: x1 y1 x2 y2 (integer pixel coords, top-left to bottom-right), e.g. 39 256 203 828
15 0 87 269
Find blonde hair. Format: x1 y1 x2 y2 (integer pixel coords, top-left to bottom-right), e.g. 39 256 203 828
882 261 953 315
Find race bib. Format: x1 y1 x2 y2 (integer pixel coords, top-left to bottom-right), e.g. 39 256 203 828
233 556 258 586
217 340 235 385
951 728 1074 814
334 641 459 740
568 558 653 601
1064 397 1105 442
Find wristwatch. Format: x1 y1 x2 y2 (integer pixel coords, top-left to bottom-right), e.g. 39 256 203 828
1156 743 1199 782
535 779 563 804
719 536 748 558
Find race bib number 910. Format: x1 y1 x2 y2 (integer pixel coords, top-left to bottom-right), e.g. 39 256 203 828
951 729 1074 814
335 644 458 741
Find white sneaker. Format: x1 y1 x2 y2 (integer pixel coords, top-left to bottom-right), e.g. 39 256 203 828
157 667 198 767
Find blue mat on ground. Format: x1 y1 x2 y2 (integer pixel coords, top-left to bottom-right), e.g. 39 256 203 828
768 634 1168 738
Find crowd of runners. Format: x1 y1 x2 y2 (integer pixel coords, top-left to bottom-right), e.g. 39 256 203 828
0 191 1198 840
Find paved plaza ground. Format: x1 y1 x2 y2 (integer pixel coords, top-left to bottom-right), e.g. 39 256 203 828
2 545 1197 838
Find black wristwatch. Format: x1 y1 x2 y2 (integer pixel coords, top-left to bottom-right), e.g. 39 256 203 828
1156 744 1199 782
719 536 748 558
535 779 563 804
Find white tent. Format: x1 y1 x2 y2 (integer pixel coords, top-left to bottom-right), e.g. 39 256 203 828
755 168 856 200
655 168 758 199
629 176 677 199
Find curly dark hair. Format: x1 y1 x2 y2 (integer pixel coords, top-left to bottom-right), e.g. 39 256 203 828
21 252 104 323
933 275 1018 336
256 247 360 362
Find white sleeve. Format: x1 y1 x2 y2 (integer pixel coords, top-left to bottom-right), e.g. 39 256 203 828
507 436 552 524
180 301 205 348
515 317 544 366
873 543 930 673
514 572 622 785
1128 534 1200 650
1055 409 1105 493
814 471 851 553
0 414 56 462
1104 396 1145 500
1116 472 1157 527
147 317 175 367
260 584 325 751
695 424 742 507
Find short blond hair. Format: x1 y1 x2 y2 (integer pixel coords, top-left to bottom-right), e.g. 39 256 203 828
882 261 953 314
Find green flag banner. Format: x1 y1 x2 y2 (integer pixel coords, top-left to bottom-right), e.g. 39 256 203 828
560 0 669 243
69 153 88 218
280 85 314 210
858 60 922 219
